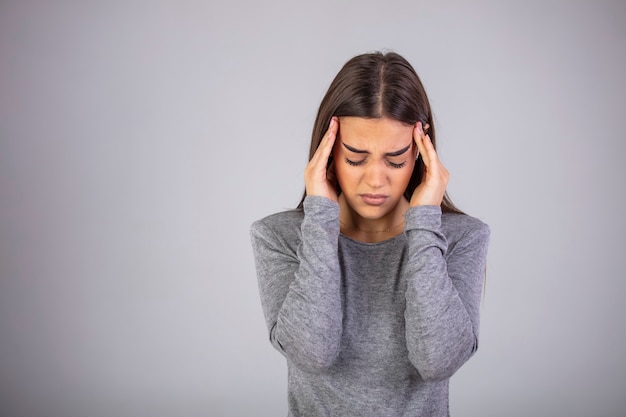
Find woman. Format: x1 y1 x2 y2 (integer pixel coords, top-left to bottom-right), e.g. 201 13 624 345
250 51 490 416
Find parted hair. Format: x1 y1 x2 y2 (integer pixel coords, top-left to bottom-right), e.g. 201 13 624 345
298 51 461 214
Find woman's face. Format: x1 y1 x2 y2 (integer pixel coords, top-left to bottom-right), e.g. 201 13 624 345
333 116 416 221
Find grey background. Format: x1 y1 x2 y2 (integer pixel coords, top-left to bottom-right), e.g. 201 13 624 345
1 1 625 416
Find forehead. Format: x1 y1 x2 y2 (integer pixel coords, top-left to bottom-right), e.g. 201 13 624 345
338 117 413 150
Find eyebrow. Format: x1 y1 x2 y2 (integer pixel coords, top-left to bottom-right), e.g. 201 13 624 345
342 141 412 157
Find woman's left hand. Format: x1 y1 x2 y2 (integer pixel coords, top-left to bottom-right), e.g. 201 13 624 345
410 122 449 207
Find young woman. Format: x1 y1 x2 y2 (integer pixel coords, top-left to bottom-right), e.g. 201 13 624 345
250 51 490 416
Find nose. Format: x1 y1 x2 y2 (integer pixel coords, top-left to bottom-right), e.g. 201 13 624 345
364 160 386 189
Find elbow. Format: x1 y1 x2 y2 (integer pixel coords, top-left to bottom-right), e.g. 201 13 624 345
295 322 343 371
409 353 457 382
302 342 341 371
413 361 458 382
272 323 342 372
409 337 478 382
282 338 341 373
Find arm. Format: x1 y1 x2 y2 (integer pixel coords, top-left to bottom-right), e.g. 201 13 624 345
403 206 490 381
250 196 343 372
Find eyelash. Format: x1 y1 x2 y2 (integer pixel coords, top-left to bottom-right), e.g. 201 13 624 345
345 158 407 169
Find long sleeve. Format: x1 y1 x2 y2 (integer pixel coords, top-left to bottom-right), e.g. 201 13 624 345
403 205 490 381
250 196 343 372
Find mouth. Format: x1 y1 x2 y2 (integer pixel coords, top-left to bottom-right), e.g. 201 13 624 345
359 194 389 206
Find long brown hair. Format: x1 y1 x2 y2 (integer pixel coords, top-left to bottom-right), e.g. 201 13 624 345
298 51 462 214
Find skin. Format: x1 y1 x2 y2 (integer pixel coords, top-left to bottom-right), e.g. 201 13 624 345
304 116 449 242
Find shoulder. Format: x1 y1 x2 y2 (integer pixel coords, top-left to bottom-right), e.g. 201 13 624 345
441 211 490 248
251 208 304 234
250 208 304 251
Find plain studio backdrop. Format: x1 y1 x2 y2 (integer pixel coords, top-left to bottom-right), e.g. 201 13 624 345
1 1 625 416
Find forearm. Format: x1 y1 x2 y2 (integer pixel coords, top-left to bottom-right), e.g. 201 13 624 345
403 206 485 381
253 197 343 371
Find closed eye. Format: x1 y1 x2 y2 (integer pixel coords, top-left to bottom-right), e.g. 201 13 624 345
387 160 407 169
345 158 407 169
342 141 411 169
345 158 366 167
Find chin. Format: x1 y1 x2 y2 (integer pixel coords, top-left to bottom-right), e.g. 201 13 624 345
352 200 396 220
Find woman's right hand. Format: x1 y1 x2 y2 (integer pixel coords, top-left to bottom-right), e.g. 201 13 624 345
305 117 339 202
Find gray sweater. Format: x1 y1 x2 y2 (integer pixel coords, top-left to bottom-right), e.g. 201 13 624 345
250 196 490 417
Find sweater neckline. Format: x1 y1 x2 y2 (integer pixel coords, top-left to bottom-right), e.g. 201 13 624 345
339 232 406 246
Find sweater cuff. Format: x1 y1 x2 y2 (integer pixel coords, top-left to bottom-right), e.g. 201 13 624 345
404 205 442 232
303 196 340 232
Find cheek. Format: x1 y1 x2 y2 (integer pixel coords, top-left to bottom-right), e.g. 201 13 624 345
394 164 415 188
334 161 364 194
333 161 351 187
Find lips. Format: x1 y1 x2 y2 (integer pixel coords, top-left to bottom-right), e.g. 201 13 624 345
359 194 388 206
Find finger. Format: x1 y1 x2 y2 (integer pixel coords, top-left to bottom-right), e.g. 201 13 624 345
319 118 338 169
422 133 439 163
326 157 337 183
312 117 337 163
421 133 449 182
326 116 338 147
414 123 428 165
